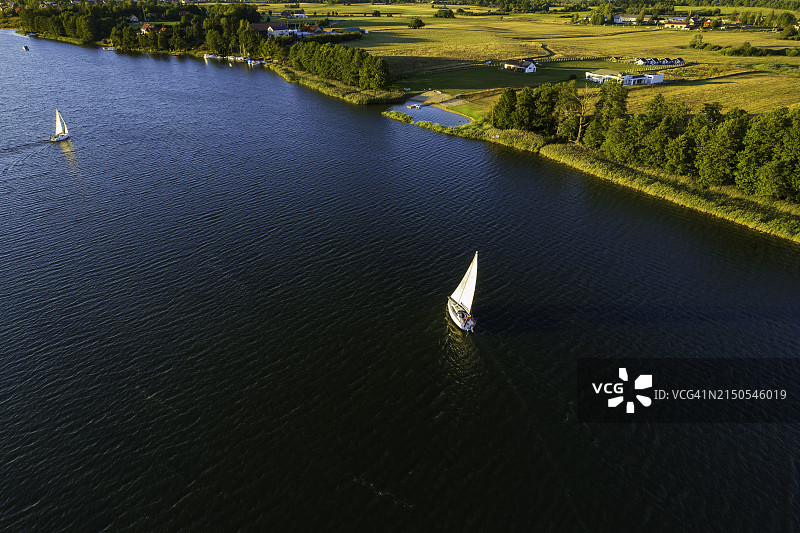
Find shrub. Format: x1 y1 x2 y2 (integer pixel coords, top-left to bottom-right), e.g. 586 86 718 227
408 17 425 29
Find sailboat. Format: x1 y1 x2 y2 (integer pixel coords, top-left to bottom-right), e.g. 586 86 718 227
50 109 70 142
447 251 477 332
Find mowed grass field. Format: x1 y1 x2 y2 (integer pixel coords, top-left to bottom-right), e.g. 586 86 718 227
404 60 616 92
251 3 800 114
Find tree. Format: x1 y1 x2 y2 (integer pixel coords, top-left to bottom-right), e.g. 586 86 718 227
408 17 425 29
670 101 724 178
554 81 590 142
121 24 137 50
110 25 123 47
157 28 169 50
75 14 97 43
170 26 186 51
492 88 517 129
696 108 749 187
600 118 634 163
358 54 390 90
205 28 224 55
237 20 258 57
512 86 536 131
529 83 560 134
779 25 798 40
664 133 696 176
583 81 627 148
736 107 791 197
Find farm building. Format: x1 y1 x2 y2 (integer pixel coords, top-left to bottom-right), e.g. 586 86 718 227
585 69 664 86
613 14 653 24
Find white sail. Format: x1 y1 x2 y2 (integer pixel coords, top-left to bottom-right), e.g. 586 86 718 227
55 110 68 136
450 251 478 313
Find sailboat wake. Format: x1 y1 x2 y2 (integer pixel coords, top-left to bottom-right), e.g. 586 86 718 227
0 142 47 176
350 474 415 510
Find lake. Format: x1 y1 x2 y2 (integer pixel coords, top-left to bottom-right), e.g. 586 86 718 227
1 29 799 532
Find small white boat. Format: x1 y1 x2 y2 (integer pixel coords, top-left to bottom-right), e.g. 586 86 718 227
447 251 477 332
103 46 117 51
23 45 29 51
50 109 70 142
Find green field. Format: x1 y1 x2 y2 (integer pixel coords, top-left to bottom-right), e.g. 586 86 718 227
402 60 614 92
233 2 800 113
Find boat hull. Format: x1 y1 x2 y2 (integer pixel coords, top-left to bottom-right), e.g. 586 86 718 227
447 298 474 332
50 134 70 142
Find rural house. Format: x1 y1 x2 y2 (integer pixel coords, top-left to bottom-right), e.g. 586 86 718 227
503 59 537 73
663 19 691 29
250 23 290 37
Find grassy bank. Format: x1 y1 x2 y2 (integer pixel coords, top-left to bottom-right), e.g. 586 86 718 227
540 143 800 242
382 111 547 150
383 110 800 242
266 63 404 104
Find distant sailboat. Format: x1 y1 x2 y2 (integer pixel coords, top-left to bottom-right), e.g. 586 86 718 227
447 251 477 332
50 109 69 142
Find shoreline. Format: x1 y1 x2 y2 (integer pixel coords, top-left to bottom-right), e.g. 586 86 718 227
382 110 800 244
263 63 405 105
14 30 405 105
16 28 800 243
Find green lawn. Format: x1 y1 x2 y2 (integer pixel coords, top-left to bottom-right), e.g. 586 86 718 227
403 60 619 93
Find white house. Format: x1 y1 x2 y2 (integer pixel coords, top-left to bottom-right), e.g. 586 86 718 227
614 13 652 24
503 59 536 73
585 69 664 86
663 19 690 29
267 23 290 37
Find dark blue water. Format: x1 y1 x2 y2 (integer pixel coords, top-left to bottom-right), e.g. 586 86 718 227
387 101 472 126
2 30 799 532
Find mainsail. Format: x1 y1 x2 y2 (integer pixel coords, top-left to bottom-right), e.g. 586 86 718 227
450 251 478 313
55 110 68 136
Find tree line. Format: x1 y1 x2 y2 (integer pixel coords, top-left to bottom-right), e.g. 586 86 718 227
289 41 390 90
17 1 389 90
493 82 800 202
491 81 589 141
690 35 800 57
18 0 204 43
